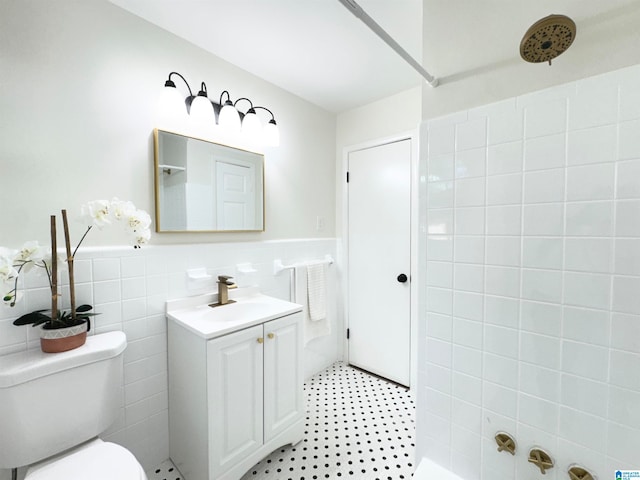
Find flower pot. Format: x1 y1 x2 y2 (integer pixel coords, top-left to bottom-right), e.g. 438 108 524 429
40 321 88 353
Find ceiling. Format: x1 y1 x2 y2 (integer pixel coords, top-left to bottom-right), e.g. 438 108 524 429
109 0 640 113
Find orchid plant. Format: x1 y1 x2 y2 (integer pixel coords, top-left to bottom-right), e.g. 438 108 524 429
1 198 151 330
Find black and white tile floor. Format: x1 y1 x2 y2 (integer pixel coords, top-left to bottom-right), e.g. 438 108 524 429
149 362 415 480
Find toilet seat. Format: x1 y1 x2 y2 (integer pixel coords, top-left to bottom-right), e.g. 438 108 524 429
25 439 147 480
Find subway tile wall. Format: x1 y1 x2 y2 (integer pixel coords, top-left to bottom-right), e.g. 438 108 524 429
0 238 339 478
418 64 640 480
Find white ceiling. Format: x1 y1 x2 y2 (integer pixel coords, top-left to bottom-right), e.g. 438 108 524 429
109 0 640 113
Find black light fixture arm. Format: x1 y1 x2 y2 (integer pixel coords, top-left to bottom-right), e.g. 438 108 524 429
254 106 277 124
196 82 209 97
219 90 234 106
166 71 193 97
234 97 255 112
234 97 254 108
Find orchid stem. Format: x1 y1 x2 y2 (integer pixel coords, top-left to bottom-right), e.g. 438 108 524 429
72 226 92 258
61 210 76 320
50 215 58 324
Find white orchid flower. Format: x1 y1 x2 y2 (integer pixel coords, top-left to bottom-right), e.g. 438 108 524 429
14 240 48 272
134 228 152 247
80 199 111 228
122 209 152 247
110 198 137 221
0 253 19 284
131 209 152 230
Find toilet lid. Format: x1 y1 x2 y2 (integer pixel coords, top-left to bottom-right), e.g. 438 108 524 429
25 441 147 480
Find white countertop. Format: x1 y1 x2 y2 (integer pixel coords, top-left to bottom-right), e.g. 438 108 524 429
166 290 303 340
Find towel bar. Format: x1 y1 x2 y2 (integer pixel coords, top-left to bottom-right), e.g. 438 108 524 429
273 254 334 275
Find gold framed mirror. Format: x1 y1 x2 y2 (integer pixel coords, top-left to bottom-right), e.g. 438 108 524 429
153 129 265 232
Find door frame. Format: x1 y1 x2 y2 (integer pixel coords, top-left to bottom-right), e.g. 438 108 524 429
342 129 420 390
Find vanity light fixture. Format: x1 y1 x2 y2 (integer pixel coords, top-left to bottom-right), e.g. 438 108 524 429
158 71 280 146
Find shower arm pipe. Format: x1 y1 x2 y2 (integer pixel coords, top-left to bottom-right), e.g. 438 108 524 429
337 0 438 87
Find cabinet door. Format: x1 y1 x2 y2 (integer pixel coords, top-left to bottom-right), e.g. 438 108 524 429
263 312 304 443
207 324 264 476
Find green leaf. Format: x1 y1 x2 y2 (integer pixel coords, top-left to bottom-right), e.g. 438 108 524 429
13 312 51 326
76 304 93 313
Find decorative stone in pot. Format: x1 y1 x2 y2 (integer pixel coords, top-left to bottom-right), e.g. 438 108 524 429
40 320 89 353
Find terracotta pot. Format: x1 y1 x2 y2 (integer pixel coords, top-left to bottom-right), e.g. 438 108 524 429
40 322 88 353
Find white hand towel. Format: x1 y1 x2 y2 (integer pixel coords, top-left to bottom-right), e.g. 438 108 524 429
294 265 331 345
306 262 327 321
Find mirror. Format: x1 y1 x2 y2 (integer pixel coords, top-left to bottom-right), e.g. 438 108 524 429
153 129 264 232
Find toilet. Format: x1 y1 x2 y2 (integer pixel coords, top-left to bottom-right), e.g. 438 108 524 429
0 331 147 479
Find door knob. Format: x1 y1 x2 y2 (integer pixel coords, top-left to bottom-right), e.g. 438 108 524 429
397 273 408 283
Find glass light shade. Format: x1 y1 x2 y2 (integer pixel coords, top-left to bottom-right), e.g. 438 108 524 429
189 95 216 127
241 111 263 143
218 103 241 133
263 120 280 147
157 85 188 132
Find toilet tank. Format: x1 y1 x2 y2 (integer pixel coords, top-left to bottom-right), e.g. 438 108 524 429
0 331 127 469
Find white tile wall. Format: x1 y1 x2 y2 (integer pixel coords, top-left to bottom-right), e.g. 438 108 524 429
0 238 339 478
419 63 640 479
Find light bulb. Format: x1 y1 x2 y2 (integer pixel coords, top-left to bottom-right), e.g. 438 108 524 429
219 102 241 134
156 84 188 132
241 109 263 143
189 95 216 127
263 119 280 147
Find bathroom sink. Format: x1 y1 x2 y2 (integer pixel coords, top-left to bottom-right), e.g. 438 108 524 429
166 290 303 339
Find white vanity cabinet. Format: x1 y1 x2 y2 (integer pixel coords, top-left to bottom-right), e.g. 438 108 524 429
208 314 303 475
167 294 304 480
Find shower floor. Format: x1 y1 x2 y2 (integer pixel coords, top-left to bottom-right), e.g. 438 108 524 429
148 362 416 480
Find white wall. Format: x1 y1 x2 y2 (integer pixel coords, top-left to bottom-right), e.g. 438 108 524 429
0 0 336 246
417 63 640 480
336 86 422 150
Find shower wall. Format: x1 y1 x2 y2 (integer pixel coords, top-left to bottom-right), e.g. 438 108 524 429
417 63 640 480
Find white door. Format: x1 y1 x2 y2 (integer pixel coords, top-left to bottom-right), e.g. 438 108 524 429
207 324 263 475
347 139 411 386
216 160 256 230
263 312 304 443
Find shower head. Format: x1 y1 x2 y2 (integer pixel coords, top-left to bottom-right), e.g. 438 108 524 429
520 14 576 65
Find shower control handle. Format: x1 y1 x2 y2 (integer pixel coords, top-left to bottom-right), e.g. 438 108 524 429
397 273 408 283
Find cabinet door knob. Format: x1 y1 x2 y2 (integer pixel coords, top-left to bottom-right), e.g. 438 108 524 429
267 333 275 339
257 337 264 344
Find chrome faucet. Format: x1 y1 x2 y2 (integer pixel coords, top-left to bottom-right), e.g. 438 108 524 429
217 275 237 305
